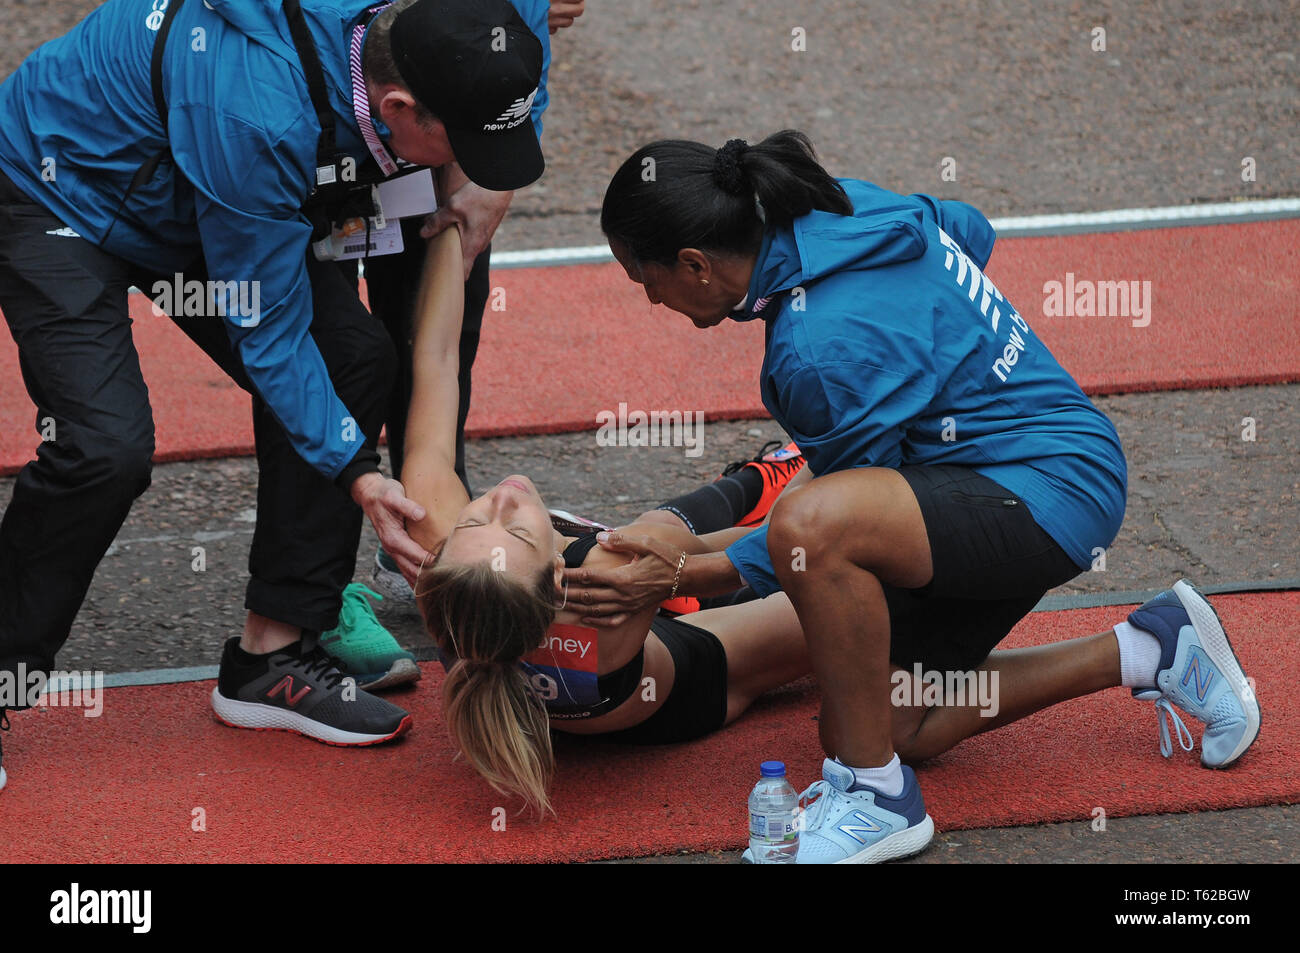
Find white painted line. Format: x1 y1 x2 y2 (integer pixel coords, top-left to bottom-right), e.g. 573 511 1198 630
492 244 613 268
103 527 253 557
104 665 219 688
128 198 1300 285
989 197 1300 236
488 197 1300 269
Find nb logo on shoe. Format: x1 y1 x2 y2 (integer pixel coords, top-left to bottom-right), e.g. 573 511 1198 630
267 675 311 708
1181 647 1215 704
837 810 883 844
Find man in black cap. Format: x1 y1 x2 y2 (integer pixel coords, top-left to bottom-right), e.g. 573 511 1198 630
0 0 550 786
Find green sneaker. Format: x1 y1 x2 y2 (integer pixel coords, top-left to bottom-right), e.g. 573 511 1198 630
319 584 421 691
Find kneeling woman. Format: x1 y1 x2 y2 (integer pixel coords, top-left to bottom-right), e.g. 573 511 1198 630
582 130 1261 863
397 227 810 815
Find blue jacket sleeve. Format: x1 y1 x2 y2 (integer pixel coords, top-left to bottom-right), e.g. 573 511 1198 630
908 193 996 269
510 0 551 138
724 526 784 598
174 105 374 482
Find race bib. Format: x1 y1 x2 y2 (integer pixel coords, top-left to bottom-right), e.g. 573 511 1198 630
520 623 600 710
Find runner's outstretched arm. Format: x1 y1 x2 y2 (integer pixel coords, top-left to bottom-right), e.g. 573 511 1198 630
399 226 473 563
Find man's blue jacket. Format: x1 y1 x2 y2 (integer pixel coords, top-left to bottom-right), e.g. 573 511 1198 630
0 0 550 481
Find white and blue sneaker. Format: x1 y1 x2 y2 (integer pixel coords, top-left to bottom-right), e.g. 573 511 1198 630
743 758 934 864
1128 579 1260 768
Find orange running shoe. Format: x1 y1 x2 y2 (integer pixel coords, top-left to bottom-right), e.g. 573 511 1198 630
720 441 806 527
657 595 702 616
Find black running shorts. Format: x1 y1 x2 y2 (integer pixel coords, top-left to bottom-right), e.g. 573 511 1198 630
597 614 728 745
884 464 1085 672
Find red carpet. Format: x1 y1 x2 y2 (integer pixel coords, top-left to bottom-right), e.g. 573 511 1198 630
0 592 1294 863
2 220 1298 475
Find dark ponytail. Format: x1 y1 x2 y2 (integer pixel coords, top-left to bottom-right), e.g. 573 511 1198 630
601 129 852 266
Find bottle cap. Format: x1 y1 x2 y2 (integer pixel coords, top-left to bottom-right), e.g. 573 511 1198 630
760 761 786 778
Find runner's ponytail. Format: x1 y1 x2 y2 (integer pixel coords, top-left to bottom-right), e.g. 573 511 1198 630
601 129 851 266
417 560 557 815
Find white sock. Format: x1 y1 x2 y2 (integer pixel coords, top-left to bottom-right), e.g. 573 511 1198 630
842 754 904 797
1115 620 1162 688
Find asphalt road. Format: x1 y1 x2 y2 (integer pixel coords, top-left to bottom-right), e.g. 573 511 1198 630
2 1 1296 251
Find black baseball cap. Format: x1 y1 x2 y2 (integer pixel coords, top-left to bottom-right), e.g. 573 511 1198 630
389 0 545 191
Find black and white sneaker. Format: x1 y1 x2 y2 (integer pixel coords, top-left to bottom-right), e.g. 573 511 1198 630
211 637 412 746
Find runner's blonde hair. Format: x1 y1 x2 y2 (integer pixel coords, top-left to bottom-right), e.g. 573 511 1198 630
417 560 558 815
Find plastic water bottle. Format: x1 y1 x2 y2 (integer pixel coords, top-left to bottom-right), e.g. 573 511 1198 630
748 761 799 863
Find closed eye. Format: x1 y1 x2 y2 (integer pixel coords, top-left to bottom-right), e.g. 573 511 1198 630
454 521 537 550
508 527 537 550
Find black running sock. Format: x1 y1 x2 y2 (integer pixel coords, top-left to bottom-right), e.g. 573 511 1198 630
232 632 314 664
231 643 268 665
655 467 766 535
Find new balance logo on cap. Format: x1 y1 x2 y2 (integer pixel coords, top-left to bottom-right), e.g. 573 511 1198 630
485 89 537 131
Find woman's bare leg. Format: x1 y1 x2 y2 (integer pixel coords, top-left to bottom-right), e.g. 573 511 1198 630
768 468 932 767
680 593 810 723
683 588 1123 758
890 632 1122 761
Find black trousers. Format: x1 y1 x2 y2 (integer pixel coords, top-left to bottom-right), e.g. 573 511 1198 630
363 216 491 492
0 170 395 697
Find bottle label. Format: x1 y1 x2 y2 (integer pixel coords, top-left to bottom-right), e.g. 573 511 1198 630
750 812 794 843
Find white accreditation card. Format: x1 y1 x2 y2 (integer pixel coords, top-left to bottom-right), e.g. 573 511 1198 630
374 167 438 219
310 167 437 261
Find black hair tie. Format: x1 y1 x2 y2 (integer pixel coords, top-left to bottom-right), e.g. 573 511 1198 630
712 138 750 195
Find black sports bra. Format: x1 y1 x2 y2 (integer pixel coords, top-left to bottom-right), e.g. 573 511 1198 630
559 532 602 569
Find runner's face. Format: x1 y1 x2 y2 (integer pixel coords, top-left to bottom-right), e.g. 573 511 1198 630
439 475 558 582
610 239 730 329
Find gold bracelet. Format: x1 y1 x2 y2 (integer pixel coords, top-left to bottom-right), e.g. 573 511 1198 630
668 550 688 600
